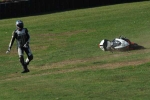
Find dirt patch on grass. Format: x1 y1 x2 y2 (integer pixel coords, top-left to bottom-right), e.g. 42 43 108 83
2 57 149 82
30 49 150 77
2 49 150 82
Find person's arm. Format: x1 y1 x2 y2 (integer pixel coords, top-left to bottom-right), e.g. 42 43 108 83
23 28 30 48
6 31 16 53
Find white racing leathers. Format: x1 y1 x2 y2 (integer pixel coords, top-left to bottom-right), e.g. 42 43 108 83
8 28 33 70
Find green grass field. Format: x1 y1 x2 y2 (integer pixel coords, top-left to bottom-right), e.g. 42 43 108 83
0 1 150 100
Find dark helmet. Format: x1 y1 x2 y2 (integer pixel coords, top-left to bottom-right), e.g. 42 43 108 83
16 20 24 29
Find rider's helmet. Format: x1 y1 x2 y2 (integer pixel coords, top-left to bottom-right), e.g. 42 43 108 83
16 20 24 29
99 39 111 51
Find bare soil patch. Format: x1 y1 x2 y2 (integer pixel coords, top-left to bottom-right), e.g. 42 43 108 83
30 49 150 77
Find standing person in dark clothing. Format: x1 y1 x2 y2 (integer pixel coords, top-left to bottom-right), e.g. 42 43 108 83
6 20 33 73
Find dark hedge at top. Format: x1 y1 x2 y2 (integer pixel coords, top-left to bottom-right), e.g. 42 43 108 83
0 0 148 19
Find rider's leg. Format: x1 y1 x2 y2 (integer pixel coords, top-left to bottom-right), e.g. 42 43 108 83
24 46 33 66
18 47 29 73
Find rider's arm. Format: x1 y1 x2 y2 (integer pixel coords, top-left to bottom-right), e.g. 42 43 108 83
23 28 30 48
8 31 16 50
6 31 16 53
25 28 30 44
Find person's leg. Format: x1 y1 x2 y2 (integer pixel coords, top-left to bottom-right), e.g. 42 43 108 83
18 47 29 73
24 46 33 66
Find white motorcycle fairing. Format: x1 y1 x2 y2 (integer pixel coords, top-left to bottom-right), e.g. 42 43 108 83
112 38 129 49
99 36 145 52
99 39 111 51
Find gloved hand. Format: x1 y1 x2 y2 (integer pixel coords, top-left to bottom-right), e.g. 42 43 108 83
23 42 29 48
6 47 11 54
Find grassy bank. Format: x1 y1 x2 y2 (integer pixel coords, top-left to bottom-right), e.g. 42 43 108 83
0 1 150 100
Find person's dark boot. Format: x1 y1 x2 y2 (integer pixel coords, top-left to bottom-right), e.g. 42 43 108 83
21 65 30 73
21 69 29 73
